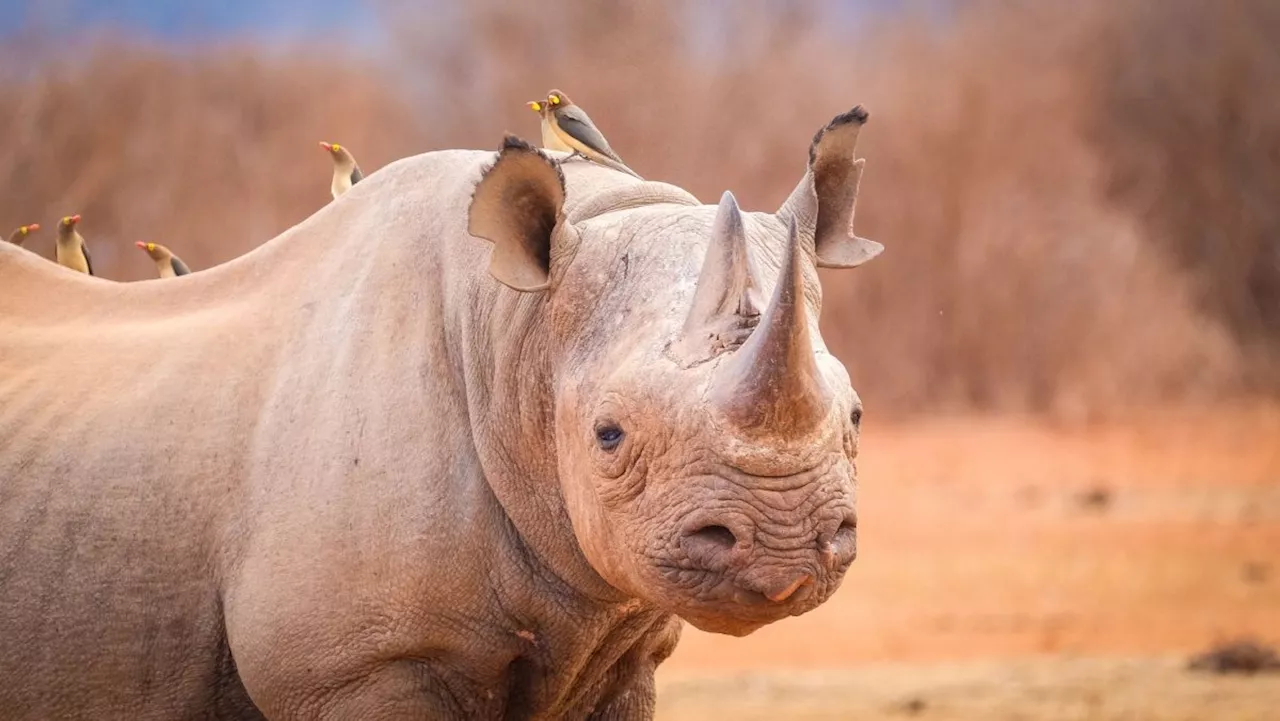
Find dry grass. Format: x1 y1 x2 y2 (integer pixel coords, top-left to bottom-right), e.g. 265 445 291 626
1 0 1277 416
656 657 1280 721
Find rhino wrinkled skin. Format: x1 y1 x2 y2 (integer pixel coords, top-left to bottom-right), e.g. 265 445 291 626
0 108 881 719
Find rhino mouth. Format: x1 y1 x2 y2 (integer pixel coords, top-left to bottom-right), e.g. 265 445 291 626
652 562 841 635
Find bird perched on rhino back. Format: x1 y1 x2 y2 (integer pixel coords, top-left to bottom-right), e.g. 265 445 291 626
526 99 574 153
544 88 641 178
319 141 364 200
7 223 39 246
54 214 93 276
135 241 191 279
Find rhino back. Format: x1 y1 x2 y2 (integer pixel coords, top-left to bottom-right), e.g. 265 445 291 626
0 148 506 718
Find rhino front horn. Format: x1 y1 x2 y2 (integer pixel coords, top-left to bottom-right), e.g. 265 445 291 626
709 216 831 437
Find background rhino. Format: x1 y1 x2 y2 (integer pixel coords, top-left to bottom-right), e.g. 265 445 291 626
0 108 879 719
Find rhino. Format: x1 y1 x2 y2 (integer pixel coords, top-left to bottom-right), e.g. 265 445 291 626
0 105 882 719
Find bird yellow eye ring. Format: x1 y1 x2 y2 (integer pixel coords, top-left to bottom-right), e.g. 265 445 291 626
549 95 560 105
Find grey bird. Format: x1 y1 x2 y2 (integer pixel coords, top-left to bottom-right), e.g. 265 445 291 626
544 89 640 177
136 241 191 278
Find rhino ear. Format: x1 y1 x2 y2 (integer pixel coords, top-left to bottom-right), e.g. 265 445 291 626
468 134 567 292
779 105 884 269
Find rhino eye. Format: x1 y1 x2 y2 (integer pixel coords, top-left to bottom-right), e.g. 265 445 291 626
595 423 625 452
850 406 863 427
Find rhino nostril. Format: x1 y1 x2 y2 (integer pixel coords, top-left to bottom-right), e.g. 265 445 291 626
837 516 857 539
820 514 858 568
689 525 737 550
681 523 742 572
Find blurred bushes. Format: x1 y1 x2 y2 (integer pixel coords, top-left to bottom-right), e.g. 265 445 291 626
1084 0 1280 392
0 0 1274 416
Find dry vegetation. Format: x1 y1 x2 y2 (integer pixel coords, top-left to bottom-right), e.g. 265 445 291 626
655 657 1280 721
1 0 1276 417
1085 0 1280 388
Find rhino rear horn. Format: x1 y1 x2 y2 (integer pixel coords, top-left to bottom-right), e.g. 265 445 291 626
671 191 764 364
779 105 884 269
709 215 831 436
684 191 758 330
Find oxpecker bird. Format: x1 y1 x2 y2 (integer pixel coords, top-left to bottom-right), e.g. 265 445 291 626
527 99 574 153
7 223 39 246
319 141 364 200
544 89 640 178
135 241 191 279
55 215 94 276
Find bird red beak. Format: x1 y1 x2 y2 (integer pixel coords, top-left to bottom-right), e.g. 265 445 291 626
319 142 333 151
66 215 80 226
27 223 39 232
135 241 147 250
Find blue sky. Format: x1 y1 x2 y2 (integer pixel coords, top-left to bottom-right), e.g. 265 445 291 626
0 0 931 45
0 0 381 42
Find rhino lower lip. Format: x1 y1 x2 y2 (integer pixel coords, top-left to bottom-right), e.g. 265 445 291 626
730 586 812 607
658 565 822 612
733 578 817 607
676 591 815 632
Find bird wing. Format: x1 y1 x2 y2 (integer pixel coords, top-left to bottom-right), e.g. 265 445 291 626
350 165 364 184
558 106 624 163
80 240 94 276
170 256 191 276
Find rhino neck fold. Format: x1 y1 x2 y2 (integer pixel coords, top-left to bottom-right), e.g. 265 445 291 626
459 289 632 605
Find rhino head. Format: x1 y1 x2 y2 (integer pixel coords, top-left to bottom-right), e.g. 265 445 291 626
467 106 882 636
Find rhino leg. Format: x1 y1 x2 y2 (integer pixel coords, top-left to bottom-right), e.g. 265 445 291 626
585 616 682 721
585 672 656 721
